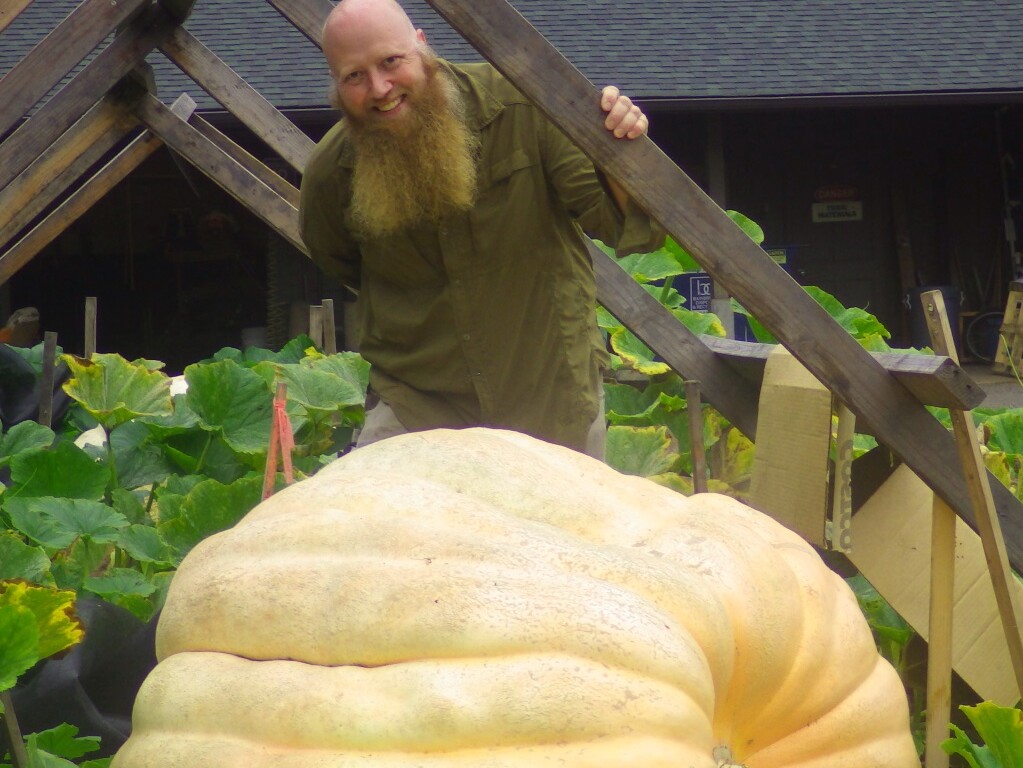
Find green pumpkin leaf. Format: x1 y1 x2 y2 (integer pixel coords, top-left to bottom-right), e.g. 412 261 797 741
83 568 157 599
616 247 689 284
0 581 83 661
0 421 55 467
109 421 176 490
8 441 110 500
302 351 370 393
157 476 262 564
27 723 101 760
605 426 678 477
5 498 129 549
959 701 1023 768
610 329 671 376
0 534 51 583
61 353 173 431
942 723 1004 768
117 524 172 565
184 359 273 456
986 412 1023 456
0 602 38 692
277 364 365 413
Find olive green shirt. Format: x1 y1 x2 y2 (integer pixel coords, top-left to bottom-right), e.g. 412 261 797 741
299 61 662 451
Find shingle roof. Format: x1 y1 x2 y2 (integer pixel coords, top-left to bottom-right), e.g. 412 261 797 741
3 0 1022 113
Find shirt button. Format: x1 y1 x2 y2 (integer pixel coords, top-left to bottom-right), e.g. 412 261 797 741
462 334 471 342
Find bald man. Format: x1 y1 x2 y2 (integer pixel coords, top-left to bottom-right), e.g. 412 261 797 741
299 0 663 458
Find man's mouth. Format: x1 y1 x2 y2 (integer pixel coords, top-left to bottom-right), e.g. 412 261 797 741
377 96 404 113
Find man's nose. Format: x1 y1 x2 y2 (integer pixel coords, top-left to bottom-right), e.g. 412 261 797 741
367 69 391 99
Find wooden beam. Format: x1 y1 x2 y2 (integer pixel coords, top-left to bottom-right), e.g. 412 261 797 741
0 2 181 192
0 95 195 287
701 336 984 412
591 242 759 438
0 0 148 138
424 0 1023 572
0 0 34 34
188 114 301 207
264 0 333 45
157 0 198 23
134 94 306 253
0 93 140 249
158 27 315 172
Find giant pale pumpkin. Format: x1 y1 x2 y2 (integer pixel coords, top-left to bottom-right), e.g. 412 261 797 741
113 428 919 767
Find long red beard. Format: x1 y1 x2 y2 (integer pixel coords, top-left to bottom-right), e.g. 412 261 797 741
345 58 479 239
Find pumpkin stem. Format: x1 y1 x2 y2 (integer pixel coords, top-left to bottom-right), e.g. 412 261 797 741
713 745 747 767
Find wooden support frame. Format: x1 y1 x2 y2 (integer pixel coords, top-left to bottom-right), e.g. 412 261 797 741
0 92 141 250
264 0 334 45
0 1 183 192
422 0 1023 572
188 114 301 207
0 95 195 286
0 0 34 34
157 26 315 172
134 93 306 252
0 0 148 137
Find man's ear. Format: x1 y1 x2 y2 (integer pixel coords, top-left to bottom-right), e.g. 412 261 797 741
416 28 427 44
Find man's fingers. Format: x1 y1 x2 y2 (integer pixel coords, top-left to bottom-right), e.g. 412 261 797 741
601 85 648 139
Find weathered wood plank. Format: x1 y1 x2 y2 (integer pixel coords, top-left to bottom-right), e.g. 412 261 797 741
188 114 301 207
158 26 314 172
134 94 306 253
0 0 34 34
0 0 148 139
0 93 139 249
0 96 194 286
591 243 760 438
424 0 1023 572
157 0 198 23
264 0 333 45
701 336 985 411
0 2 181 192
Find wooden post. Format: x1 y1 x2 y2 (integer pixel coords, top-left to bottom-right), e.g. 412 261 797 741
38 331 57 429
922 289 1023 703
84 296 97 357
684 380 707 493
0 690 28 768
308 305 324 349
322 299 337 354
830 402 855 552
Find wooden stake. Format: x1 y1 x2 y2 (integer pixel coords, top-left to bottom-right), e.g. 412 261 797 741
308 305 324 349
0 690 29 768
322 299 337 354
84 296 97 357
38 331 57 429
830 401 855 552
684 380 707 493
923 289 1023 705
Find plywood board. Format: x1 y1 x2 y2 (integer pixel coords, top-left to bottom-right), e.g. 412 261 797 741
850 464 1023 705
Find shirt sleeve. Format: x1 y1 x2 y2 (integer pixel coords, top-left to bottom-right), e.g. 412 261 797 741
298 145 362 291
537 113 665 257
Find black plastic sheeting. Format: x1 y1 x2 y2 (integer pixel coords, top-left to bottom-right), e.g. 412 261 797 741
0 345 72 434
9 598 159 757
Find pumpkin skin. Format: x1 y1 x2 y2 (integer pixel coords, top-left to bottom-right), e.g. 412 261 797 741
113 428 919 768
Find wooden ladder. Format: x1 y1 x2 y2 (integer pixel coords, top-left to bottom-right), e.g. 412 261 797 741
993 281 1023 374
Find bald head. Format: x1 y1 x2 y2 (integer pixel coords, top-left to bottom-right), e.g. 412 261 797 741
322 0 420 76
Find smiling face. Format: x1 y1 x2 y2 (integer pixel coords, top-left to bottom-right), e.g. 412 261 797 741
323 0 429 128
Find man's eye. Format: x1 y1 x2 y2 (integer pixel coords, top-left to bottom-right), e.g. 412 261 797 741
383 55 404 68
344 72 364 85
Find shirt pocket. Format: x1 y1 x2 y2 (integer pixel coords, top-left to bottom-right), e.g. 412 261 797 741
469 149 551 273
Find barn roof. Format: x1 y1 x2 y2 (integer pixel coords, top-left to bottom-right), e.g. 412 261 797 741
2 0 1022 113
